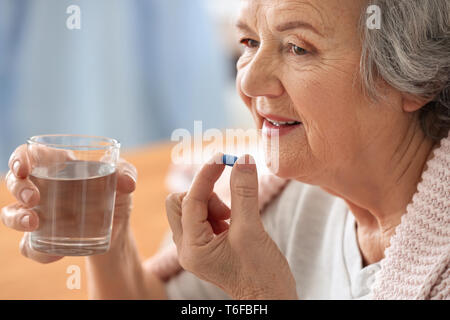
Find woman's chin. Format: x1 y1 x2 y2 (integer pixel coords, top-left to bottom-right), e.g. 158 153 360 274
263 139 309 179
268 169 294 179
264 157 301 179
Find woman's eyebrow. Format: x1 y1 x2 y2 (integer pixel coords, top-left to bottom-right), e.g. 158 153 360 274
275 20 323 37
235 19 323 38
235 20 256 34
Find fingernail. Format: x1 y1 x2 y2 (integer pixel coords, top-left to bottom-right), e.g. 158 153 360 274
237 155 256 173
238 164 256 174
20 188 34 204
21 215 30 228
124 171 136 183
13 160 20 176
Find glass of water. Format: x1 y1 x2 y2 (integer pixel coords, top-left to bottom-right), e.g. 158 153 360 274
27 134 120 256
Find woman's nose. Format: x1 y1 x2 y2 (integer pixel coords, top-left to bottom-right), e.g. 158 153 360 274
239 50 284 99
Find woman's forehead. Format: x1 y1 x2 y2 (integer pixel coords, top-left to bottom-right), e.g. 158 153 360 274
237 0 363 35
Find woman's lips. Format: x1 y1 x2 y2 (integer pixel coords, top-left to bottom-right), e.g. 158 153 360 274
258 112 303 137
262 118 302 137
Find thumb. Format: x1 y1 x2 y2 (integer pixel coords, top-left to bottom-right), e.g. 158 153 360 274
229 154 261 229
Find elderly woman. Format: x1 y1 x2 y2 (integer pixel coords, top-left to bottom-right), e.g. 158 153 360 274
2 0 449 299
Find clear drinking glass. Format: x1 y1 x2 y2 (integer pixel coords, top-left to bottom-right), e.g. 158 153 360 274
27 134 120 256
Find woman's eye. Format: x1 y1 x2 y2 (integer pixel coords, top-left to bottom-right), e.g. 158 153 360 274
240 38 260 49
289 44 307 56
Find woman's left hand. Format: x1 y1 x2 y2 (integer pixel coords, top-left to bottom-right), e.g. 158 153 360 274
165 154 298 300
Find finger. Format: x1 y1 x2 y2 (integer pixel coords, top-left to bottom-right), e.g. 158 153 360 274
5 171 40 207
9 144 77 180
116 159 137 194
208 192 231 221
229 154 261 228
8 145 31 179
27 143 76 167
1 203 39 231
181 153 225 246
185 153 225 203
209 219 229 235
20 233 63 264
207 193 230 234
112 192 133 224
165 192 186 246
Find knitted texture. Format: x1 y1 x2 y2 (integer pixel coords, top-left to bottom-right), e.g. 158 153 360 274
371 134 450 299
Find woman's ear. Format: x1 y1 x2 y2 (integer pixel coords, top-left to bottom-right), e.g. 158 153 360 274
401 94 431 113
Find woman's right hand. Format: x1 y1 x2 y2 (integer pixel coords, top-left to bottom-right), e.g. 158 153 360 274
1 144 138 264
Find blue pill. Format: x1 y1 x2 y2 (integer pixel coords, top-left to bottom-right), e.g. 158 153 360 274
222 154 238 167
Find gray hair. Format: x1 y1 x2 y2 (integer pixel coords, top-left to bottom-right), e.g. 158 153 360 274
360 0 450 141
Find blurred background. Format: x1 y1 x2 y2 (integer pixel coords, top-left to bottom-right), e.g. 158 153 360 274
0 0 252 173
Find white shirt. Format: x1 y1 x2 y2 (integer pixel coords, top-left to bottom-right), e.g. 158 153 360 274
165 181 380 299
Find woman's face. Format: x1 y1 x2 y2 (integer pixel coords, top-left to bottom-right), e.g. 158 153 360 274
236 0 406 184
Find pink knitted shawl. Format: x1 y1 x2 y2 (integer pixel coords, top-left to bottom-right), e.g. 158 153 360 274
148 134 449 299
371 134 450 299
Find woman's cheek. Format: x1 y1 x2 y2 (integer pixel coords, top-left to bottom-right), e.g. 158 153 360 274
271 87 332 181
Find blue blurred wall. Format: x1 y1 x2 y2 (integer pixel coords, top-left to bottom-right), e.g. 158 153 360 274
0 0 232 172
